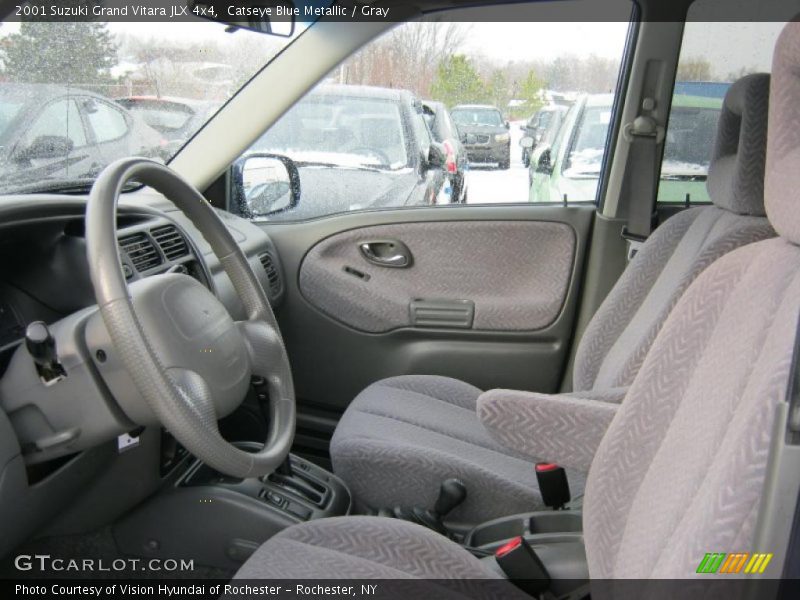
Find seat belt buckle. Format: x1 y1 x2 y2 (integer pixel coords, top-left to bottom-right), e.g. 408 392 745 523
535 462 571 510
494 535 550 595
621 225 647 260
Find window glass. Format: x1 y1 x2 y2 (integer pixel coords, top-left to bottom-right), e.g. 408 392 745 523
451 108 504 127
27 99 87 148
657 10 785 203
412 109 433 156
235 1 631 221
85 100 129 143
252 93 409 169
0 101 23 138
564 102 613 178
118 101 194 132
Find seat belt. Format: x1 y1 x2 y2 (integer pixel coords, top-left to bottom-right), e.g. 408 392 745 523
620 104 664 261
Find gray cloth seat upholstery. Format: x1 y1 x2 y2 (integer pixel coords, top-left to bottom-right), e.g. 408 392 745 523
331 73 775 524
236 22 800 579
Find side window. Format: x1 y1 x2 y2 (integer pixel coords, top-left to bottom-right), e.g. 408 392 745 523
84 100 129 144
411 105 433 156
234 0 631 221
563 103 612 180
26 99 87 149
656 8 784 203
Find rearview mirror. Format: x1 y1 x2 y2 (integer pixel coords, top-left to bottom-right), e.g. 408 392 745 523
520 136 535 149
535 147 554 175
233 154 301 218
17 135 74 160
505 121 510 129
189 1 297 37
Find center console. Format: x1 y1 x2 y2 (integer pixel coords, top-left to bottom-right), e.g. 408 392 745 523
112 447 351 571
467 511 588 596
182 449 351 523
115 439 585 592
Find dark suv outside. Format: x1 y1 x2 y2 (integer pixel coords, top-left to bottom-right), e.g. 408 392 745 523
450 104 511 169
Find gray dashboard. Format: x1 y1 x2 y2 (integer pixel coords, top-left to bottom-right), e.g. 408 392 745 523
0 192 284 358
0 188 285 557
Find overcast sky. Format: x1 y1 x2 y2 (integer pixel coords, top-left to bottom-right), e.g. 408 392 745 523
0 13 787 80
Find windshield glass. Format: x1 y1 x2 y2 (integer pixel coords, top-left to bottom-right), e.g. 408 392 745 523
0 20 301 193
251 91 409 170
451 108 504 127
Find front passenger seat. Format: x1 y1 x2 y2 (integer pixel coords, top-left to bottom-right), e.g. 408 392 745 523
330 73 775 524
235 22 800 580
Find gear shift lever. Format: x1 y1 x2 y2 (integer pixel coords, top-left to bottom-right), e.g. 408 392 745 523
433 478 467 518
401 478 467 536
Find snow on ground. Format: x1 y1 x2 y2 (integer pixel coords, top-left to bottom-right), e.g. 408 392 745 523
465 120 531 205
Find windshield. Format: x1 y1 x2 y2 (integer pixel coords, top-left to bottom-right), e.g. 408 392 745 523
451 108 504 127
115 99 199 135
0 20 300 193
251 92 409 170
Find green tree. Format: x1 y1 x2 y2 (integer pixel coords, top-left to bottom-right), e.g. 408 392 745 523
518 68 545 113
486 70 510 111
430 55 486 107
1 21 118 87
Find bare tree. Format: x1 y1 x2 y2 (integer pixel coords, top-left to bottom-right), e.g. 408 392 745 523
676 58 713 82
339 21 469 97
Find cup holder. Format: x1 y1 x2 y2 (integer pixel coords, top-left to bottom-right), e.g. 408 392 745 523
466 510 583 548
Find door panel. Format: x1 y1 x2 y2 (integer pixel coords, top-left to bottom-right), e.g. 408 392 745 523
259 204 594 462
299 220 576 333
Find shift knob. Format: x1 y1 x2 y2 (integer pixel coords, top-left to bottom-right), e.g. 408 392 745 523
25 321 58 369
433 478 467 517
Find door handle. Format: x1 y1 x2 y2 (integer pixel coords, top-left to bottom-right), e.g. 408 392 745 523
359 240 412 268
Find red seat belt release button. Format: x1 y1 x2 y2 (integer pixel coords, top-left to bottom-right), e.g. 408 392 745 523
494 535 550 595
535 462 571 510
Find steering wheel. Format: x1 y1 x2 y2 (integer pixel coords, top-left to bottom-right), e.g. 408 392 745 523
86 158 295 478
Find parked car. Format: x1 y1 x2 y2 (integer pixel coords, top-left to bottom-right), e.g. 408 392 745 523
527 91 723 203
115 96 219 155
244 84 447 219
0 84 165 189
422 100 468 203
450 104 511 169
656 92 726 203
520 104 569 167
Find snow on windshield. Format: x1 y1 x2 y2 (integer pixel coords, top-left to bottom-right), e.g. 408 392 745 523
0 20 296 192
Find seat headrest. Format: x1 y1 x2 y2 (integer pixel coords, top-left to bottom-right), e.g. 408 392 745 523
707 73 770 216
765 20 800 245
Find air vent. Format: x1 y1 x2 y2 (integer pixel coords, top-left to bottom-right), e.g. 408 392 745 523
259 252 282 297
119 233 162 273
151 225 189 261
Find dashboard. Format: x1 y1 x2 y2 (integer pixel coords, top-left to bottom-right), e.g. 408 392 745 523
0 190 287 557
0 195 285 376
